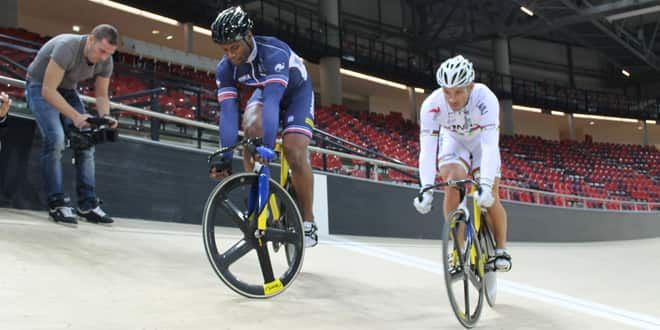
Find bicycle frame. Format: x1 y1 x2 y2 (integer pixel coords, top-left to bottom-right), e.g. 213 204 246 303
420 179 485 266
247 145 291 238
274 142 290 187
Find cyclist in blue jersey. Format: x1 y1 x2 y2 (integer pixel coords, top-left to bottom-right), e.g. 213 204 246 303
208 6 318 247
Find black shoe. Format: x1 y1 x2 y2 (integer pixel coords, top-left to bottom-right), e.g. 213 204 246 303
49 206 78 224
77 206 114 224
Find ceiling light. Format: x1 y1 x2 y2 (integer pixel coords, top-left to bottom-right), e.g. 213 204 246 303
574 113 639 123
88 0 180 26
589 121 595 125
621 69 631 77
166 35 174 40
606 5 660 22
72 25 81 32
513 105 542 113
340 69 407 90
152 30 160 35
520 6 534 16
193 26 212 36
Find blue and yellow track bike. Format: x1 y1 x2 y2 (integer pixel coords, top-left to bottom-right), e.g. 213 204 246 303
202 138 304 298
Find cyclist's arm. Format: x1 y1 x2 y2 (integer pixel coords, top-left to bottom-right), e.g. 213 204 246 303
260 52 290 148
216 59 239 161
261 83 286 148
418 96 441 188
478 87 501 187
479 128 501 187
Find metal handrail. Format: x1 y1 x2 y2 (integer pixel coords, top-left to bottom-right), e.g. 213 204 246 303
1 75 657 211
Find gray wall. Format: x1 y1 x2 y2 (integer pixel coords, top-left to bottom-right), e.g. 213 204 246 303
326 174 660 242
1 116 221 223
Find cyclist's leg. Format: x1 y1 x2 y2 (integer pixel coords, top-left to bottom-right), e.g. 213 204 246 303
437 133 470 219
280 86 314 224
438 135 470 251
472 156 511 270
471 161 507 250
242 91 263 171
488 178 507 249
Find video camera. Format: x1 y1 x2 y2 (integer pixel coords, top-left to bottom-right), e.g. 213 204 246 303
68 117 118 150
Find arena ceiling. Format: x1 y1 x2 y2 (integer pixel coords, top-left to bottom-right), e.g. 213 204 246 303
118 0 660 74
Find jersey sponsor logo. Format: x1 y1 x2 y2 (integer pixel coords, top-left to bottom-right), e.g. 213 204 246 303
429 106 440 113
287 115 294 123
274 63 285 72
477 102 487 115
238 74 251 82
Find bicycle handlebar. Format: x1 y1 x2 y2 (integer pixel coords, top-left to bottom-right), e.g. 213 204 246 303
417 179 482 201
208 137 263 163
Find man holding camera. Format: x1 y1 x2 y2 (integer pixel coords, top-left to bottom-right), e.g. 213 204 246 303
26 24 119 224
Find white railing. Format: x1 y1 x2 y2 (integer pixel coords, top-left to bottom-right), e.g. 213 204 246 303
2 75 658 212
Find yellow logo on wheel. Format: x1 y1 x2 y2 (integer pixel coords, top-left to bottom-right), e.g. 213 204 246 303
264 279 284 295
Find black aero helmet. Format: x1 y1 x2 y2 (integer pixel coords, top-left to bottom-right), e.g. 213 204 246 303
211 6 253 44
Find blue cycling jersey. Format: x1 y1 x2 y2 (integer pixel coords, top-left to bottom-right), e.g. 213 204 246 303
215 36 312 160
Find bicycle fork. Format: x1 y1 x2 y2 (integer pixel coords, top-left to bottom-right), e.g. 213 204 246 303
242 164 277 287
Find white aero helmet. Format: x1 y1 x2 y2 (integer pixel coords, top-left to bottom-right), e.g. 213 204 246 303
436 55 475 88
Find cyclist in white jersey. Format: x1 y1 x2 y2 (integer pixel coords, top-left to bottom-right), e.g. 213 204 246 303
413 55 511 271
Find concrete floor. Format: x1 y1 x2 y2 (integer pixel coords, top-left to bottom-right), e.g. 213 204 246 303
1 207 659 330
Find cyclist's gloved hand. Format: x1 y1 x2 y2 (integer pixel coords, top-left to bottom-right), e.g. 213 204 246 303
255 146 276 162
413 186 434 214
209 157 232 181
477 184 495 208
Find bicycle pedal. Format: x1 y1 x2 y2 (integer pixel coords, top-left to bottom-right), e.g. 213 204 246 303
448 264 463 275
484 258 497 272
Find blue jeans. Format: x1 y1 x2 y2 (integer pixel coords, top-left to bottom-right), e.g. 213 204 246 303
26 82 97 210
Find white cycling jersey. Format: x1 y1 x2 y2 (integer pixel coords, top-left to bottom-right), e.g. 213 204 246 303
418 83 501 188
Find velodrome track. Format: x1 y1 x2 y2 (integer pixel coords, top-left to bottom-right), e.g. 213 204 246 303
1 208 659 329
